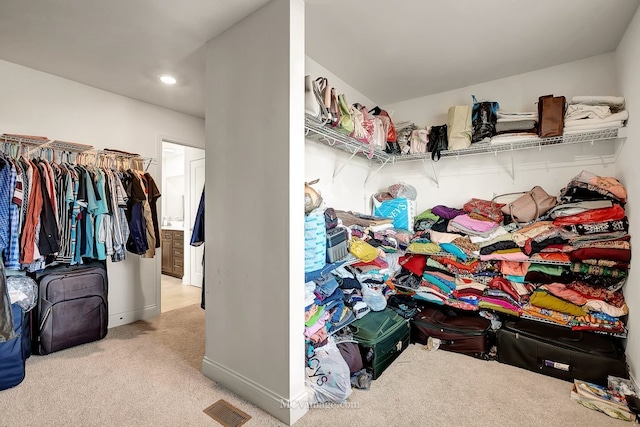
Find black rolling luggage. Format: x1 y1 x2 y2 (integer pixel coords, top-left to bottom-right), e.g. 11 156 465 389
410 305 492 359
31 262 108 355
497 319 628 386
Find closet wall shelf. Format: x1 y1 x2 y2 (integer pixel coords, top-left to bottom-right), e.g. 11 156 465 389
305 114 627 179
305 115 392 164
433 127 626 159
1 134 50 146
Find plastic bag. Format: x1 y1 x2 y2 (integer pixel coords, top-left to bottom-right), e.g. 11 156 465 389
306 338 352 404
305 179 323 215
471 95 499 143
361 284 387 311
388 182 417 201
7 276 38 312
349 238 378 262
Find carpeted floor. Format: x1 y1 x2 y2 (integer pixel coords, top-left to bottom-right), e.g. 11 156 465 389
0 304 629 426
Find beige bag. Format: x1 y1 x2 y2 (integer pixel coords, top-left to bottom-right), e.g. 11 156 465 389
305 179 323 214
496 186 557 224
447 105 472 151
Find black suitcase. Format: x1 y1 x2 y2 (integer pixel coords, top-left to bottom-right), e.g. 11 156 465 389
351 308 410 379
497 319 628 386
31 262 108 355
410 305 492 359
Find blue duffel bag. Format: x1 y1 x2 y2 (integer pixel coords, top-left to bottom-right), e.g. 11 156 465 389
0 303 28 391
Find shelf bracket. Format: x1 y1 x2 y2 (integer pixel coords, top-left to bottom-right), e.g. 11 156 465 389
332 149 359 181
510 149 516 183
364 158 389 187
423 158 439 188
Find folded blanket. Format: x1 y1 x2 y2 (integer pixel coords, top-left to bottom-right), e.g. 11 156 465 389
564 110 628 128
490 133 540 144
563 122 623 134
529 290 587 317
571 95 625 113
496 111 537 120
564 104 611 120
495 120 537 132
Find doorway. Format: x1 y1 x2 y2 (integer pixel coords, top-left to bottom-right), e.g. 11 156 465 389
160 140 205 313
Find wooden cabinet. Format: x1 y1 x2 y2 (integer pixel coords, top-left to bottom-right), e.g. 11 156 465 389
161 229 184 278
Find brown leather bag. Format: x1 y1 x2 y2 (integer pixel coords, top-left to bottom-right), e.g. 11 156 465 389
538 95 566 138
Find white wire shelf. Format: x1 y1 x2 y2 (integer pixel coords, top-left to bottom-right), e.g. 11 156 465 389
305 115 626 163
305 115 392 164
434 127 625 159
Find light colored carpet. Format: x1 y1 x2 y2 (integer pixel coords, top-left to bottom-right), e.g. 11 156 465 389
0 304 629 426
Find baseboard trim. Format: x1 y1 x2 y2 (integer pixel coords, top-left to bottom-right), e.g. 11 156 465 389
202 356 308 425
108 305 158 328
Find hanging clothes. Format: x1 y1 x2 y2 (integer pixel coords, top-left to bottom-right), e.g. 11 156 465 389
190 187 205 310
0 141 160 272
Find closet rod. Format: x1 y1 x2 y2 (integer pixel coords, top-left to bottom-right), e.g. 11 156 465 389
25 139 95 157
49 139 94 152
1 133 50 146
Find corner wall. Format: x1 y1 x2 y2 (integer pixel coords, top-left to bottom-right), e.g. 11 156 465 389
615 4 640 381
0 59 205 327
203 0 307 424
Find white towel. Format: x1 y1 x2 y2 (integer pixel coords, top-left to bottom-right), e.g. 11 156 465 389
571 95 625 106
565 104 611 121
571 96 625 112
564 110 628 128
489 133 540 144
563 122 623 134
496 111 537 120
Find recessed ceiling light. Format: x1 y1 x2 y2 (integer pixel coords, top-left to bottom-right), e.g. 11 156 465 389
160 75 177 85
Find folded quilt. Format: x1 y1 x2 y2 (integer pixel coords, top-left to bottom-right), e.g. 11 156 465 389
490 133 540 144
571 95 625 112
563 121 624 133
552 204 625 226
495 120 537 133
564 104 611 120
496 111 537 120
549 200 613 218
570 262 627 278
564 110 628 127
539 283 588 306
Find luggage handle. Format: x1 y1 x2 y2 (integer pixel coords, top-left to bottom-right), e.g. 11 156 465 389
557 333 584 343
538 357 571 373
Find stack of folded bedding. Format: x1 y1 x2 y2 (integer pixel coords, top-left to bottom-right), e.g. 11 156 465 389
563 96 628 134
491 110 539 144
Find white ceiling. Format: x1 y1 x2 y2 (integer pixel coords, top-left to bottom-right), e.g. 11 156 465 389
0 0 637 119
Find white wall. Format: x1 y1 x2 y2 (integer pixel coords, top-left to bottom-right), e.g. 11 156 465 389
615 5 640 382
378 54 622 213
0 59 205 327
305 56 383 212
203 0 307 424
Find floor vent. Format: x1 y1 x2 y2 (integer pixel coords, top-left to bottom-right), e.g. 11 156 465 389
203 399 251 427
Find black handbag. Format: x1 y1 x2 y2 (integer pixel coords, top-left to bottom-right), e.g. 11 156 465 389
427 124 448 161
